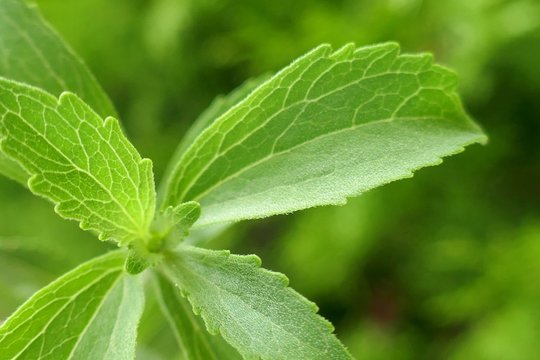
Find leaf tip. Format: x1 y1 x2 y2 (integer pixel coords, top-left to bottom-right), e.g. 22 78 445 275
125 250 150 275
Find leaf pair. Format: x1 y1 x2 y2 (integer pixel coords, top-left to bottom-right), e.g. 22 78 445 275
0 1 486 246
0 45 486 243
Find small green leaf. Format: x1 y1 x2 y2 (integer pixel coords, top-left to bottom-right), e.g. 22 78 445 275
154 273 242 360
0 79 156 245
154 202 202 239
125 249 152 275
0 251 145 360
143 201 202 254
161 246 352 360
161 43 486 226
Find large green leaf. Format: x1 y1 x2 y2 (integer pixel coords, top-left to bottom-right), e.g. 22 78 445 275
0 0 116 184
161 43 486 226
0 251 144 360
154 273 242 360
0 79 155 245
161 246 352 360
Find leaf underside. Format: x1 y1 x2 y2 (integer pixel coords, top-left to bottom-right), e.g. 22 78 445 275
155 273 242 360
0 79 155 245
162 246 352 360
0 251 144 360
161 42 486 227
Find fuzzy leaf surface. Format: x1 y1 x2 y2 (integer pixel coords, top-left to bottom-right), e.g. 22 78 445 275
0 79 155 245
161 246 352 360
154 273 242 360
158 75 269 204
0 251 144 360
0 0 116 183
162 43 486 226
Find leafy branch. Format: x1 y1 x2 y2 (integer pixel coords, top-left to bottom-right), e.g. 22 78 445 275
0 1 486 359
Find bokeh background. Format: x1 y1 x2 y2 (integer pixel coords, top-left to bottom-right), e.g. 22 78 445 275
1 0 540 358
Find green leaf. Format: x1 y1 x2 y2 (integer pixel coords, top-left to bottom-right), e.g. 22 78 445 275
0 251 145 360
154 202 202 240
0 0 116 118
154 273 242 360
161 43 486 226
0 0 116 184
161 246 352 360
124 249 152 276
156 76 270 246
0 79 155 245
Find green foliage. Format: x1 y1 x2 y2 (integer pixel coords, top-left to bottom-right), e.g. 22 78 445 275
161 43 485 226
154 273 242 359
0 0 116 116
153 202 202 250
0 251 144 360
0 79 156 245
0 0 116 184
161 75 270 187
0 0 500 359
162 246 352 359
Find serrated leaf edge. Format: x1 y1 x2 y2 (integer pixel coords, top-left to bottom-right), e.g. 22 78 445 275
164 42 486 221
0 79 155 245
162 247 352 360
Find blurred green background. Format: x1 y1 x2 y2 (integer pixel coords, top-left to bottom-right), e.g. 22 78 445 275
1 0 539 358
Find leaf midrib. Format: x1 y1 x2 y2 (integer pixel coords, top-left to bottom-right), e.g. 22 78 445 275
1 97 144 237
7 269 123 359
171 68 440 204
58 104 147 233
166 254 336 358
191 113 463 210
65 275 125 360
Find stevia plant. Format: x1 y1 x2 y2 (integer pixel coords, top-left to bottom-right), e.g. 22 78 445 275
0 0 486 359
